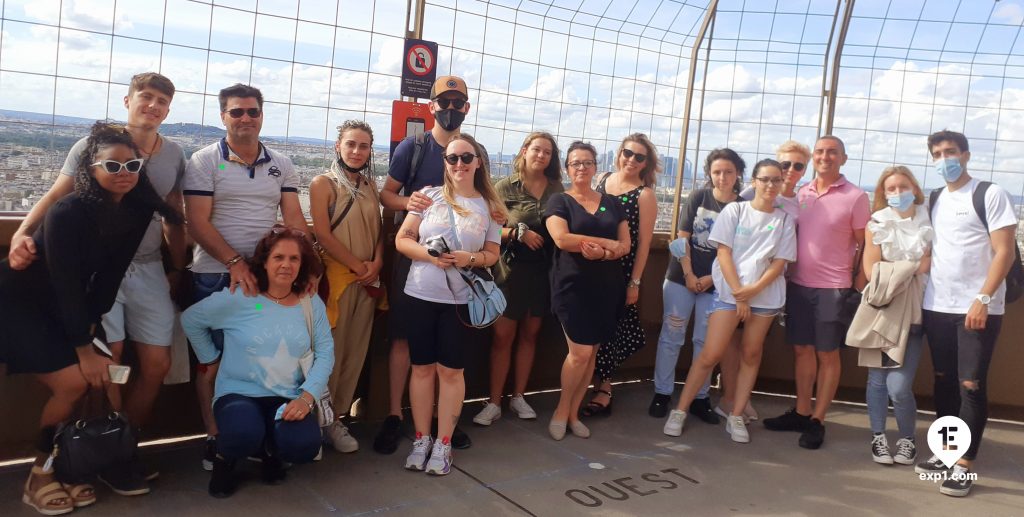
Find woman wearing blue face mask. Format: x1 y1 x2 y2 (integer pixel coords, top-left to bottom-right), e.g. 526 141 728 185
847 166 932 467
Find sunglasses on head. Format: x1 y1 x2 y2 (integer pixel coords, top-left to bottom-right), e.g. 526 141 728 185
91 159 144 174
270 224 306 238
621 148 647 163
780 161 805 172
434 97 466 110
444 152 478 165
224 108 262 119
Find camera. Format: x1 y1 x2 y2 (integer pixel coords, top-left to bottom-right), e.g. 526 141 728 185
424 235 450 257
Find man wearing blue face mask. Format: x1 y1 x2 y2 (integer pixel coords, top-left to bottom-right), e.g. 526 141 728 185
919 130 1018 497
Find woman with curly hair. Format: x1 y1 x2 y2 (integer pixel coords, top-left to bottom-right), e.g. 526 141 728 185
0 121 181 515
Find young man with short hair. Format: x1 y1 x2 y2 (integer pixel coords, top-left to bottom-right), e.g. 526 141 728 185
763 135 870 450
915 130 1017 497
183 83 308 470
7 72 187 495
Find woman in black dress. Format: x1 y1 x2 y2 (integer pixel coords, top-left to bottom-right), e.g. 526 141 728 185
0 122 181 515
544 141 630 441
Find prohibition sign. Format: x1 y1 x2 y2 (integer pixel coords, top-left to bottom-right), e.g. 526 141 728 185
407 44 434 77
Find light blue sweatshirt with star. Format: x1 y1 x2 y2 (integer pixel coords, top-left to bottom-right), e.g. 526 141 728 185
182 289 334 404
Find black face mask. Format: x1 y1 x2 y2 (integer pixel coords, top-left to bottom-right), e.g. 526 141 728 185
434 109 466 131
336 154 369 174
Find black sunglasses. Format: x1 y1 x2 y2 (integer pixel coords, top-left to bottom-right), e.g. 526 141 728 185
435 98 466 110
622 148 647 163
444 152 478 165
91 159 144 174
224 107 262 119
780 161 805 172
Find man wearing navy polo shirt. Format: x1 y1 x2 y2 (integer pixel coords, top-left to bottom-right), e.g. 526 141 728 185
183 83 307 470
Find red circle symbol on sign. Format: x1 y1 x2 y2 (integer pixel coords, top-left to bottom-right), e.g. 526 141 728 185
407 44 434 77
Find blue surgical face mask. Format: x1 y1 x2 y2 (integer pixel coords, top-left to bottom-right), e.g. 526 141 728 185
886 190 915 212
935 157 963 183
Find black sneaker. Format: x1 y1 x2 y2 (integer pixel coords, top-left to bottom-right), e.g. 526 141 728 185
763 408 812 432
915 454 950 475
208 456 236 499
451 425 472 450
98 464 151 496
202 436 217 471
648 393 671 418
261 455 286 485
870 433 893 464
798 418 825 450
373 415 403 455
940 465 973 497
688 397 720 424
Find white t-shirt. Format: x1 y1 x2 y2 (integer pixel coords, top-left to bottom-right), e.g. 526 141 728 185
924 178 1018 315
709 201 798 309
404 187 502 304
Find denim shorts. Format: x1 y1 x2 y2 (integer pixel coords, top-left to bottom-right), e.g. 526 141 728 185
710 294 781 317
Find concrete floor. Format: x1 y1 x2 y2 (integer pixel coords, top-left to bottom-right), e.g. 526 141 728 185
2 382 1023 516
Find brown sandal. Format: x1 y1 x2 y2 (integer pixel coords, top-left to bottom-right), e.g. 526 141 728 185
22 466 74 516
61 482 96 508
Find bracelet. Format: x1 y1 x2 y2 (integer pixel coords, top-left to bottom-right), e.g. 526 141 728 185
470 253 477 264
516 222 529 242
224 254 243 268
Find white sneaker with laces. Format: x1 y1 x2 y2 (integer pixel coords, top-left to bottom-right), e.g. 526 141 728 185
871 434 893 464
509 394 537 419
425 440 452 475
893 437 916 465
726 415 750 443
327 421 359 453
472 403 502 426
663 409 686 437
404 434 433 471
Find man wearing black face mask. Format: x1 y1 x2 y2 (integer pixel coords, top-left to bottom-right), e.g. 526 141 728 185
376 75 474 454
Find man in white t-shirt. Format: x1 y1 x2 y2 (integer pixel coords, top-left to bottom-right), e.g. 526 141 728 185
8 72 185 494
917 130 1018 498
183 83 308 471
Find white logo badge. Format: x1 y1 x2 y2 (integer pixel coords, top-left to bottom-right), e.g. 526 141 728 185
927 416 971 469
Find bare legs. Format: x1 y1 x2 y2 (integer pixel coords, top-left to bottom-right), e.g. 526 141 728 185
552 338 598 426
488 315 542 405
106 341 171 428
409 364 465 440
730 316 775 418
388 339 411 418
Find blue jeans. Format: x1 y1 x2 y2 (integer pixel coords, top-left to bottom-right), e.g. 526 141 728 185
193 273 231 350
214 394 321 464
866 332 924 438
653 280 714 398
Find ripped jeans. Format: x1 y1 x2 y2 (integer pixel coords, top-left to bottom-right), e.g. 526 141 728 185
653 280 714 398
922 310 1002 461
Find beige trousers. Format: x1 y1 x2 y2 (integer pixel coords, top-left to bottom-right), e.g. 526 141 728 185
328 282 376 416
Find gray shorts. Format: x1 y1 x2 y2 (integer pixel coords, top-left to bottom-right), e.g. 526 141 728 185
101 260 175 346
784 282 848 352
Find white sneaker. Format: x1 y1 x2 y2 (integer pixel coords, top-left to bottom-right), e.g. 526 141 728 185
893 437 917 465
472 402 502 426
404 434 433 471
663 409 686 437
327 421 359 453
425 440 452 476
726 415 750 443
509 395 537 419
714 405 751 424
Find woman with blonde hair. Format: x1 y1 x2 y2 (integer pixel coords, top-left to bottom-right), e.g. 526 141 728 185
309 120 385 453
474 132 563 425
848 165 931 466
585 133 660 417
395 133 505 475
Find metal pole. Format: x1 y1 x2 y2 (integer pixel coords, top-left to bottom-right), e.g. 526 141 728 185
820 0 856 137
403 0 427 102
670 0 719 236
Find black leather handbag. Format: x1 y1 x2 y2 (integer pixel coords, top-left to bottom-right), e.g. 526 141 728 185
52 402 137 483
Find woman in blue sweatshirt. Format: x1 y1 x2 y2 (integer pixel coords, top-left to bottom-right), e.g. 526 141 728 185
183 225 333 498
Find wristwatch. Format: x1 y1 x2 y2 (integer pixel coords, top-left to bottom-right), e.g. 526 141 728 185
975 293 991 305
628 278 642 289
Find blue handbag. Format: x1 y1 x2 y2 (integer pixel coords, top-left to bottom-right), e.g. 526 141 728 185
444 204 506 328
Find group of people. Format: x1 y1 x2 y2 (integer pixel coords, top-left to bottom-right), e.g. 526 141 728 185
0 71 1013 515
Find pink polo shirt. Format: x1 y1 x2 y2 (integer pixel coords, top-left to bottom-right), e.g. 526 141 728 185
790 175 870 288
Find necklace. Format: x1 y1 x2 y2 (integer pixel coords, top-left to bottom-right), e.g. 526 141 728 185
141 134 160 157
265 290 292 304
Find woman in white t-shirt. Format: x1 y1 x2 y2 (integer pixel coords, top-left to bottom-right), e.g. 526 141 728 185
859 166 932 466
663 159 797 443
394 134 506 476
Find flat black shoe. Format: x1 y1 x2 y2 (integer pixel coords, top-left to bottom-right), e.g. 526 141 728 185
451 425 472 450
648 393 671 418
763 408 811 432
580 389 613 418
688 397 720 425
261 455 286 485
208 456 236 499
799 418 826 450
373 415 403 455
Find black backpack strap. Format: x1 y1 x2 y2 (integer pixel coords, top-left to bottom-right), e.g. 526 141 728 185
972 181 992 233
401 132 427 197
928 186 944 222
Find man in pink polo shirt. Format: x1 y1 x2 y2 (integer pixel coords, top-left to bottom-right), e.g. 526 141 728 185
763 135 869 450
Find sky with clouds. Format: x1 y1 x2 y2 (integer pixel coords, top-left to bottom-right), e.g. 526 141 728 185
1 0 1022 197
